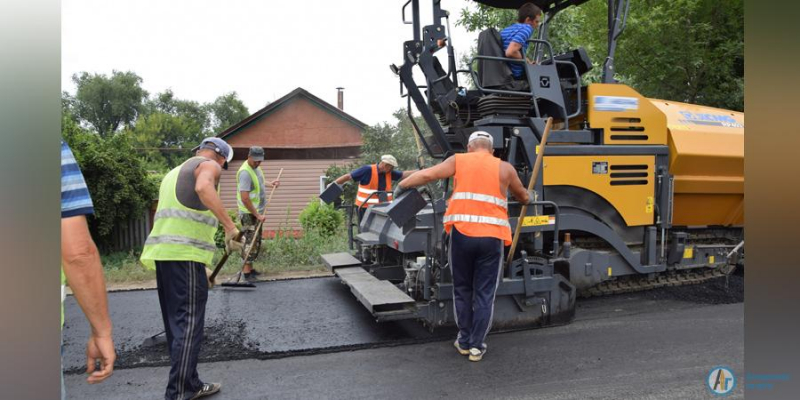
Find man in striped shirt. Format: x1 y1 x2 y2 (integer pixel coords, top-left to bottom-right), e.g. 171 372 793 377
500 2 543 81
61 140 115 397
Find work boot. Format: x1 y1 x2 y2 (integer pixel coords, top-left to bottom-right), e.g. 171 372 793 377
468 347 487 362
453 341 469 356
190 382 221 399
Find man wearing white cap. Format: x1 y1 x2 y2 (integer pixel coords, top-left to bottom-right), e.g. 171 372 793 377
141 137 244 399
332 154 416 220
394 131 532 362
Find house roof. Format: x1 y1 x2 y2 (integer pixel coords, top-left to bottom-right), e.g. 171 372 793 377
216 87 368 143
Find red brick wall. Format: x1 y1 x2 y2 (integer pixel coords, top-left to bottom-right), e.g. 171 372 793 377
225 97 363 149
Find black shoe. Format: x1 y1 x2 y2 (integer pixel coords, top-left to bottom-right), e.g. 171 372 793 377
190 382 221 399
250 269 261 277
243 272 257 283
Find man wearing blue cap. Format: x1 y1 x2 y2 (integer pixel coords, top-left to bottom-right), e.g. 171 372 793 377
141 137 244 400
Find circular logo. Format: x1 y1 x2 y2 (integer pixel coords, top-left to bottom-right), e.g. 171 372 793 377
707 366 736 395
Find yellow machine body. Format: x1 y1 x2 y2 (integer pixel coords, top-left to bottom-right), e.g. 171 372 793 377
650 100 744 227
543 155 656 226
563 84 744 229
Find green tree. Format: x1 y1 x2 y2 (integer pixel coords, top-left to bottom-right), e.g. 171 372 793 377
147 89 210 137
62 127 158 252
72 70 149 136
126 112 197 170
457 0 744 111
130 89 212 170
207 92 250 133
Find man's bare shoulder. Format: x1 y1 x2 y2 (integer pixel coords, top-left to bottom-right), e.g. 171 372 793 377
194 158 221 179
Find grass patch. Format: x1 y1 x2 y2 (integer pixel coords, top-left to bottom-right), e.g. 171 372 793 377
99 225 350 283
101 250 155 283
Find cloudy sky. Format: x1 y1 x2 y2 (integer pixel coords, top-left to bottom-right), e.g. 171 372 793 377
62 0 481 126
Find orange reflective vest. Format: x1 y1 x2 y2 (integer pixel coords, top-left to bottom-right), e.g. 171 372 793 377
355 164 394 207
443 152 512 245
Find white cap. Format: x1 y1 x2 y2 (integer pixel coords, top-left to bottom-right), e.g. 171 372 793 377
468 131 493 147
380 154 398 168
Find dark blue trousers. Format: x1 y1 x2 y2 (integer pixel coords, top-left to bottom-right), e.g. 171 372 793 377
155 261 208 400
449 227 504 350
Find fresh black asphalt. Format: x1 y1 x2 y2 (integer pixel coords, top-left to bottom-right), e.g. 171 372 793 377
63 275 744 399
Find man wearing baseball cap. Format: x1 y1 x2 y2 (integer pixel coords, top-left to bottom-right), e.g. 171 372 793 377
393 131 532 362
236 146 280 282
331 154 416 220
141 137 244 399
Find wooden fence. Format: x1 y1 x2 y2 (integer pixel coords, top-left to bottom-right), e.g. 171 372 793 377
103 207 154 253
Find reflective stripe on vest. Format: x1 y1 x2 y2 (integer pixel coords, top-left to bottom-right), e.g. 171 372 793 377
237 162 263 213
140 160 219 269
443 152 512 245
442 214 511 228
144 235 217 252
449 192 508 209
154 208 218 227
355 164 394 207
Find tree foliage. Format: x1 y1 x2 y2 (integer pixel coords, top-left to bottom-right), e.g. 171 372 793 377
457 0 743 111
207 92 250 133
72 71 148 136
62 121 158 252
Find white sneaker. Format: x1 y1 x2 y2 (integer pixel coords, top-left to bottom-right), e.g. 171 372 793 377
468 347 486 362
454 341 469 356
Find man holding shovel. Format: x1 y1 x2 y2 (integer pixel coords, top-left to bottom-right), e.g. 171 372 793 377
141 137 244 399
393 131 532 362
236 146 280 283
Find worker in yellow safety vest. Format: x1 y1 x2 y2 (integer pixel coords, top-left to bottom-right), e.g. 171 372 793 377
236 146 280 282
140 137 244 400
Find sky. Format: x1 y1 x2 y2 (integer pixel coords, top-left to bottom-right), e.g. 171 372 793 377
61 0 481 127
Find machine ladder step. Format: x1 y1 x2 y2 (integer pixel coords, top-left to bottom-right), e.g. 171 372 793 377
335 267 416 313
321 252 362 272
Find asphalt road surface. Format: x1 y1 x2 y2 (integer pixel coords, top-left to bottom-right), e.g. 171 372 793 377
64 275 744 399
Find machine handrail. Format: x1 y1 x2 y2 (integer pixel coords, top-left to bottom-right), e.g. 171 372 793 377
357 191 391 215
401 0 413 25
553 59 582 120
525 39 555 64
469 55 535 98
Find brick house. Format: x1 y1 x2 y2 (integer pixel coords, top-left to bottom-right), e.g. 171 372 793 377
215 87 365 235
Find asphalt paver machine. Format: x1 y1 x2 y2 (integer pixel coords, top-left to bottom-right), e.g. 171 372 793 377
322 0 744 331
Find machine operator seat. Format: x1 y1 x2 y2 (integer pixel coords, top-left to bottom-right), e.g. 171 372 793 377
476 27 568 122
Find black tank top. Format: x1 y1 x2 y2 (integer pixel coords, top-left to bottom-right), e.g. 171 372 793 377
175 157 217 211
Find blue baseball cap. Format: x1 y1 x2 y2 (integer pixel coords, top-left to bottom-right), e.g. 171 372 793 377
199 137 233 169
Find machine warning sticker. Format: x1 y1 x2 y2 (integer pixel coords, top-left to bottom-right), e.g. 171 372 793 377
521 215 555 227
592 162 608 174
645 196 654 213
684 247 694 259
594 96 639 112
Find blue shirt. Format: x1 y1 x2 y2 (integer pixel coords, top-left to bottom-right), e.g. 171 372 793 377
350 164 404 191
500 23 534 78
61 140 94 218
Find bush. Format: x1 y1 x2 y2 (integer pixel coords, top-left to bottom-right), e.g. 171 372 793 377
214 209 241 249
298 200 344 236
63 128 158 251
